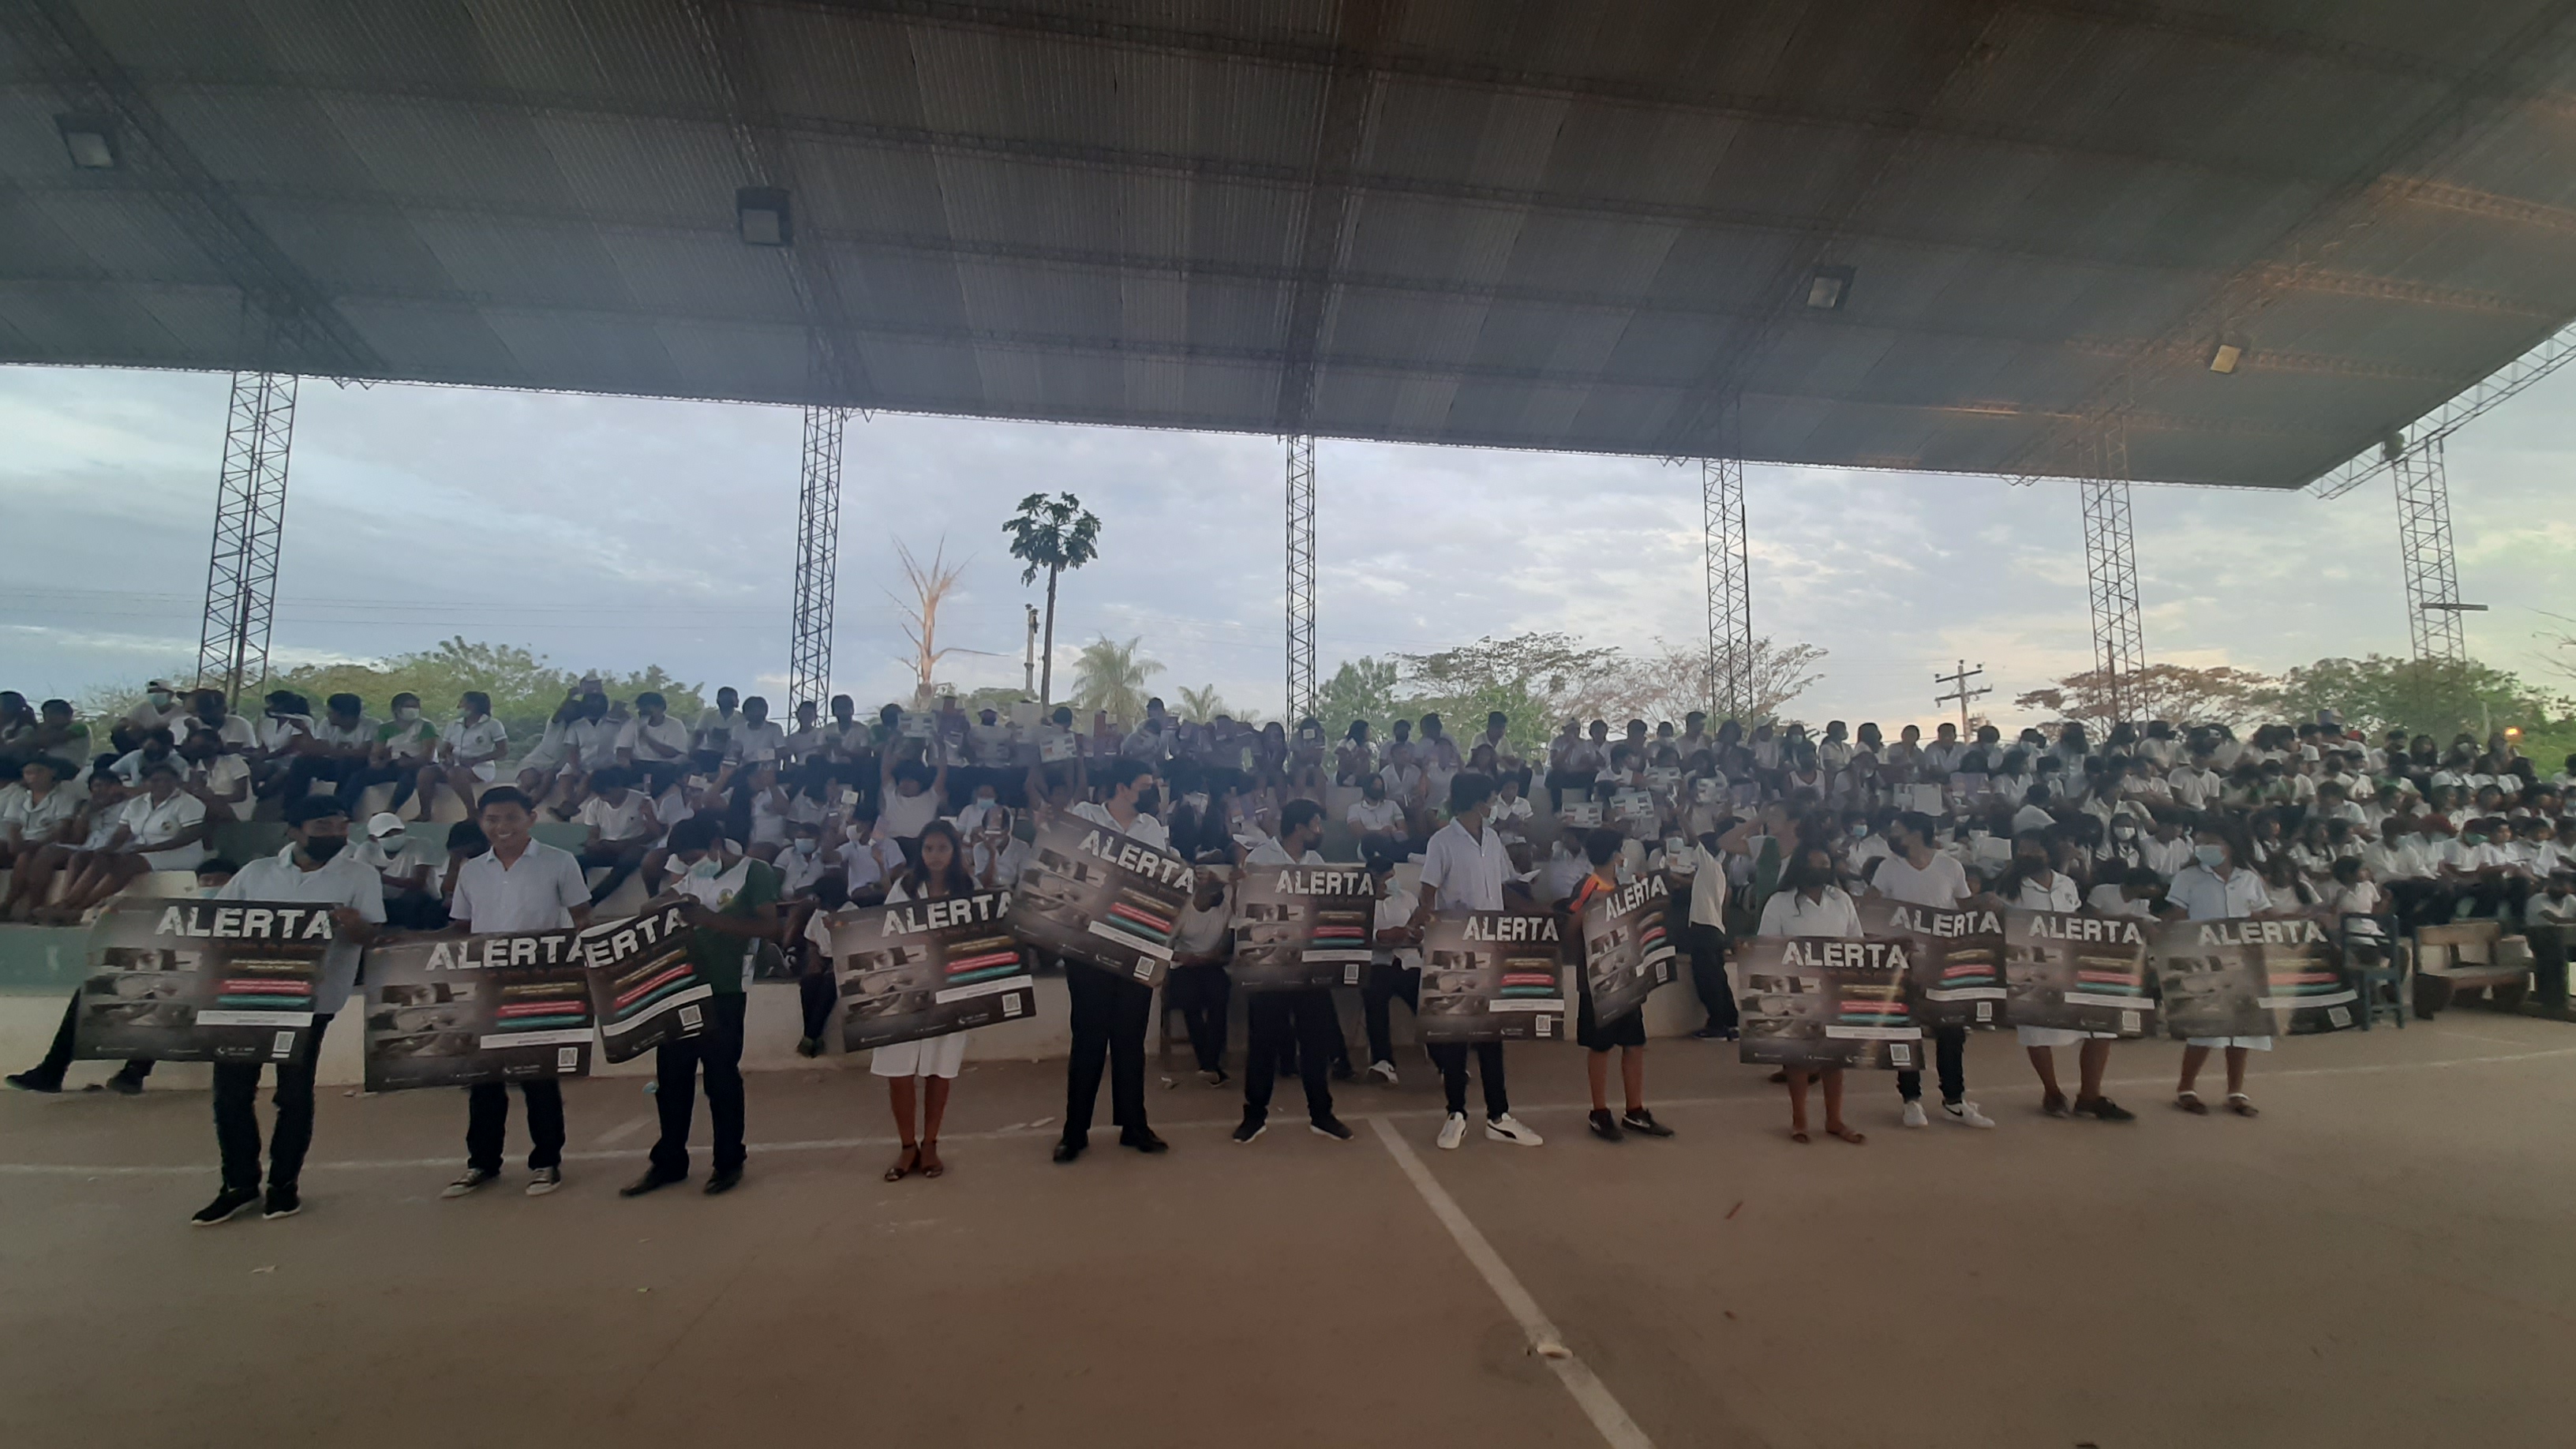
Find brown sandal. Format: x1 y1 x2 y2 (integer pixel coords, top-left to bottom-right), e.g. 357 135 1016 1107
1826 1125 1866 1145
2175 1091 2209 1115
1789 1129 1810 1144
885 1145 919 1181
919 1141 944 1178
2226 1094 2260 1118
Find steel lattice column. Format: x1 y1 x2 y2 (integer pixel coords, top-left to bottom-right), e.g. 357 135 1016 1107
195 369 298 701
2391 437 2467 663
2076 423 2147 721
1701 455 1753 721
1286 435 1319 722
788 404 850 712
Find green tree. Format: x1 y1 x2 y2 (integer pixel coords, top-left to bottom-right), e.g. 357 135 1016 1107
2013 662 2276 729
1312 657 1398 736
242 638 705 745
1174 683 1229 722
1393 633 1623 758
1002 492 1103 710
2262 654 2565 741
1070 635 1161 723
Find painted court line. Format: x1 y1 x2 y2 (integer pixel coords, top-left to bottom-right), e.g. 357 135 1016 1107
594 1114 653 1147
1368 1115 1655 1449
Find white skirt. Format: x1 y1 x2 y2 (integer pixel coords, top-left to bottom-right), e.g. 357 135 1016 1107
2016 1025 2114 1048
2185 1035 2275 1051
870 1032 968 1079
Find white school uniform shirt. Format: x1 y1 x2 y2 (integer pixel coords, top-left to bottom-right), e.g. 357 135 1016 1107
2086 884 2156 919
837 833 904 895
617 714 693 763
2526 892 2576 927
221 847 387 1015
693 707 741 754
971 837 1031 889
118 789 208 871
440 716 510 779
256 713 314 754
1373 889 1424 971
2438 837 2505 874
878 785 942 840
727 720 789 765
356 834 442 890
0 783 79 841
2012 872 2082 912
782 724 830 763
578 791 656 843
1687 844 1732 927
1869 851 1970 909
185 714 260 751
193 753 253 820
1757 885 1863 939
125 698 192 736
1068 799 1171 852
109 749 182 784
314 716 378 753
1346 797 1406 833
1419 818 1511 912
555 717 620 772
2166 864 2270 922
449 841 590 932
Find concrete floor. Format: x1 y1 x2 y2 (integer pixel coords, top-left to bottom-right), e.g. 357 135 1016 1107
5 1015 2574 1449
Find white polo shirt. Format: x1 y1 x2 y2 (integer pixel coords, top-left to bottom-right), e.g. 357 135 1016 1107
118 789 208 871
1069 799 1171 852
1419 818 1510 912
618 714 692 763
1756 885 1863 939
223 846 387 1015
1869 851 1971 909
560 717 622 772
2013 871 2082 912
185 714 258 751
1346 797 1405 833
449 840 590 932
728 720 788 765
440 716 510 777
0 783 79 841
2166 864 2270 921
578 791 656 843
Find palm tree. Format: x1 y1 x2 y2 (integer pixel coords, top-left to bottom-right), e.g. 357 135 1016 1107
1072 636 1162 723
1175 683 1228 721
1002 492 1103 709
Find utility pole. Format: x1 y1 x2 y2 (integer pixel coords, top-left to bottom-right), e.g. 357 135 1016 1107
1024 605 1040 696
1933 661 1990 736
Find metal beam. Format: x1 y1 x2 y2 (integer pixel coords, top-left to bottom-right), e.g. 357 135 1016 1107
1285 434 1319 724
789 403 849 711
2076 422 2147 721
1701 451 1753 722
2308 318 2576 497
2392 436 2468 663
196 369 298 702
1271 0 1400 432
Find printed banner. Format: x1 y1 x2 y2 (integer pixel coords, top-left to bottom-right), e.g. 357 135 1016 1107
1736 934 1921 1070
578 901 710 1062
1006 817 1194 988
2005 909 2155 1036
826 889 1035 1051
361 929 593 1091
1230 865 1376 990
1418 911 1567 1043
73 899 334 1064
1579 875 1678 1027
1856 900 2005 1029
2148 916 2360 1039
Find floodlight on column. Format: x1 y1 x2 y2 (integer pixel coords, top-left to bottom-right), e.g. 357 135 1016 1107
2391 436 2470 664
195 370 298 701
2076 423 2147 722
54 114 117 170
737 186 792 246
1701 455 1753 722
1285 435 1319 724
788 404 850 712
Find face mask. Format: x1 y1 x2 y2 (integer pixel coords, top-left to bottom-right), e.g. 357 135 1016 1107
686 857 723 880
148 691 171 707
1849 823 1867 838
975 792 997 807
2462 833 2486 847
1133 789 1163 817
302 835 349 863
792 839 817 856
2194 844 2226 868
395 706 420 723
2113 822 2137 837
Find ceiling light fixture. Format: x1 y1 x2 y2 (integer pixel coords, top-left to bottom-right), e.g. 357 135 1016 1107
1804 265 1854 311
736 186 792 246
56 114 118 170
2207 339 2244 373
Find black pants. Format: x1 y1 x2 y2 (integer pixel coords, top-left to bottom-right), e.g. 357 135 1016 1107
466 1079 565 1173
1363 963 1420 1065
799 970 837 1041
651 990 747 1177
1896 1024 1968 1104
1063 964 1152 1143
1166 963 1231 1073
334 760 408 812
579 844 650 904
1244 988 1336 1122
27 990 152 1088
285 754 358 799
1687 923 1736 1032
1427 1040 1508 1119
212 1013 329 1193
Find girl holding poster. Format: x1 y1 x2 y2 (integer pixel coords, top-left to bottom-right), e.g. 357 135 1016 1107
2166 826 2275 1118
874 821 979 1179
1754 845 1866 1146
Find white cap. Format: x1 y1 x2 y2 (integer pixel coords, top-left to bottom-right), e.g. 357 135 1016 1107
365 812 407 840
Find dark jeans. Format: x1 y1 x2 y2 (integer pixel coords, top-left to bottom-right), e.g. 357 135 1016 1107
333 760 408 812
1362 962 1420 1065
651 990 747 1176
1687 922 1736 1032
212 1013 330 1193
1544 769 1596 812
799 970 837 1041
1427 1040 1508 1119
1063 964 1152 1143
466 1079 565 1173
1166 963 1231 1074
284 754 359 800
27 990 152 1088
1244 987 1336 1122
1896 1024 1968 1104
579 844 650 904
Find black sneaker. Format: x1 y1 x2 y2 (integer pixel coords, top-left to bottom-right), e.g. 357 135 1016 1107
1329 1058 1354 1082
1688 1024 1728 1040
5 1071 62 1094
704 1166 743 1195
2073 1096 2136 1123
104 1070 148 1095
262 1185 301 1219
794 1036 822 1058
1231 1112 1267 1144
1621 1108 1675 1138
1588 1108 1623 1142
618 1168 684 1198
1308 1115 1354 1141
190 1187 260 1226
1052 1137 1086 1163
1118 1128 1169 1155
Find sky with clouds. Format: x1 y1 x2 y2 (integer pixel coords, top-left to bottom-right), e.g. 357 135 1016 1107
2 360 2570 732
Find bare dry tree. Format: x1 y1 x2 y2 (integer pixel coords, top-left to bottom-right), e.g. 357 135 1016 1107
888 537 995 706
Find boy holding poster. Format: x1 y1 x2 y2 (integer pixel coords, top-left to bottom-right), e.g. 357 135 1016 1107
1231 800 1355 1143
1568 829 1672 1143
1408 773 1544 1151
1053 758 1172 1163
622 816 777 1197
1861 813 1995 1130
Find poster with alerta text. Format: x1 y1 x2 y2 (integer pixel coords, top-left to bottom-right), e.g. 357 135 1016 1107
2004 908 2155 1036
1855 900 2004 1029
362 928 593 1091
73 899 335 1064
1419 911 1567 1043
1230 865 1376 990
2147 916 2360 1039
826 889 1035 1051
578 901 710 1062
1736 934 1921 1071
1006 818 1194 988
1578 874 1678 1027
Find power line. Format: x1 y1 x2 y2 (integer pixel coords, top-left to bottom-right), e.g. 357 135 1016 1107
1931 660 1990 734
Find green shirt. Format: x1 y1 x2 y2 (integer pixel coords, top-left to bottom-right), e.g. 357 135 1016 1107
678 856 780 994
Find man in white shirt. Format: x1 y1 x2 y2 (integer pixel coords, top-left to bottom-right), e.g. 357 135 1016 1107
1345 775 1406 852
442 787 593 1200
1056 758 1170 1163
1233 800 1353 1144
693 687 743 760
1407 772 1543 1151
575 766 661 906
357 811 444 928
1359 844 1424 1083
1683 830 1736 1040
1863 813 1994 1129
285 693 380 806
182 689 259 754
724 695 789 770
190 796 384 1226
117 679 191 752
617 691 694 798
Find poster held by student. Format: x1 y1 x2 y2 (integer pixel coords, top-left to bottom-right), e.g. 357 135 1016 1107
2004 908 2155 1036
1418 910 1567 1043
579 900 711 1062
1857 900 2005 1029
362 929 593 1091
2148 916 2360 1038
1006 816 1193 988
1578 874 1678 1027
1736 934 1921 1070
826 889 1035 1051
1229 865 1376 990
73 899 334 1064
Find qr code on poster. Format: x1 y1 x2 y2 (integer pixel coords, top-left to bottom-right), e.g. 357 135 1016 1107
2327 1005 2352 1028
678 1005 703 1029
271 1030 297 1059
1002 993 1024 1018
1535 1014 1553 1039
1889 1043 1915 1068
556 1046 580 1070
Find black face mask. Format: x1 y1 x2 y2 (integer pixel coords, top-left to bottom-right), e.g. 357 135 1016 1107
302 835 349 863
1133 788 1162 817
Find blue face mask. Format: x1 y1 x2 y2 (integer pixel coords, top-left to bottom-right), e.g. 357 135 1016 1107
2194 844 2226 868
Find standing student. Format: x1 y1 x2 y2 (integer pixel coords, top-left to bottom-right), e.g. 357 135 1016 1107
1755 845 1867 1145
1684 826 1737 1039
1408 772 1544 1150
1862 812 1996 1129
1567 828 1672 1142
1233 800 1353 1144
443 788 591 1199
1166 863 1235 1088
2168 826 2274 1118
189 796 384 1225
1359 842 1420 1084
814 818 971 1183
1055 758 1170 1163
623 814 773 1197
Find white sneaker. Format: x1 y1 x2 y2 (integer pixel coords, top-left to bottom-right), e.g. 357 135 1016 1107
1943 1100 1997 1129
1368 1059 1399 1085
1900 1100 1929 1129
1436 1112 1468 1150
1485 1114 1543 1147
